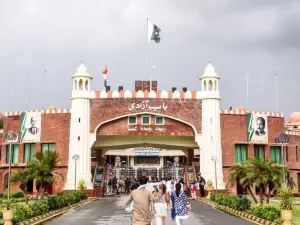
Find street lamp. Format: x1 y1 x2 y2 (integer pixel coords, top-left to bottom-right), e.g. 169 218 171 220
72 154 80 190
275 132 289 184
4 131 18 200
211 156 218 194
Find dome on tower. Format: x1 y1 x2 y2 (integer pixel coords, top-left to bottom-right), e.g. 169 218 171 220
235 106 246 111
289 112 300 124
202 63 219 78
49 105 57 110
72 63 92 78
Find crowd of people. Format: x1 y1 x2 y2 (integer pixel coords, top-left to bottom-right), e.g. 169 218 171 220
125 175 192 225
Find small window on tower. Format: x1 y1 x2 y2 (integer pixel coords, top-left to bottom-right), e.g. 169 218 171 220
142 115 151 125
214 80 217 91
85 80 88 90
203 81 207 91
78 136 80 141
78 118 81 123
155 116 164 125
208 80 213 91
128 116 137 125
79 79 83 90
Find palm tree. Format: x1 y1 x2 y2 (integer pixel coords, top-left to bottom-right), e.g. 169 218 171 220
227 162 258 204
228 158 283 205
246 158 270 204
11 169 31 205
28 151 62 199
265 163 283 204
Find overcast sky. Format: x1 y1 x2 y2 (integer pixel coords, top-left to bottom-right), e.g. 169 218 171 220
0 0 299 121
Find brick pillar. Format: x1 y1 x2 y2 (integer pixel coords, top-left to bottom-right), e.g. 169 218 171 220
265 145 270 161
1 144 5 164
248 144 254 158
187 149 194 165
96 149 102 164
19 144 24 164
36 143 41 153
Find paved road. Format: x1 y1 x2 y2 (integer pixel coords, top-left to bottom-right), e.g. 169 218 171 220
46 196 254 225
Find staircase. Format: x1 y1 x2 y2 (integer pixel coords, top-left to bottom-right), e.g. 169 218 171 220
93 163 106 198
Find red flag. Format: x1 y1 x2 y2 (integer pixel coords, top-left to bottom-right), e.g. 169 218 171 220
102 64 108 80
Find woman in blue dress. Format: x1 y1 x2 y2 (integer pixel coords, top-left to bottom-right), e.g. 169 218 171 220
170 183 190 225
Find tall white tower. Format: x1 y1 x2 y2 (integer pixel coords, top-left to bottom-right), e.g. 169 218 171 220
64 63 94 190
200 63 225 189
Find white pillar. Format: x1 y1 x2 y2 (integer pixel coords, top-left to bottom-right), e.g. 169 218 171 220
64 64 94 190
199 63 225 189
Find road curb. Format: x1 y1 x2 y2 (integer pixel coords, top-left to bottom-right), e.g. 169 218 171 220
16 198 96 225
196 198 280 225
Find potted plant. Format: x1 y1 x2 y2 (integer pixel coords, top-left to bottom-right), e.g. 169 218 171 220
206 180 214 199
278 184 294 225
3 200 13 225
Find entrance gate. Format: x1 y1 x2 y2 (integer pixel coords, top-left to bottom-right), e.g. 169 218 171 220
103 166 185 195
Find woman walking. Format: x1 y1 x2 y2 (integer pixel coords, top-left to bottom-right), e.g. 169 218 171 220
153 183 169 225
170 183 190 225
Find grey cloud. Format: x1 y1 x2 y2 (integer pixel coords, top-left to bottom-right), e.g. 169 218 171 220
0 0 299 121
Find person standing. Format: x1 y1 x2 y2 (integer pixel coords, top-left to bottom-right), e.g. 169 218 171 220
126 176 153 225
191 182 197 199
125 177 131 194
166 177 172 195
153 183 169 225
170 183 190 225
198 173 206 198
112 177 119 195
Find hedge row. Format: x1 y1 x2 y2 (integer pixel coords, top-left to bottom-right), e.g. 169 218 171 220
13 191 87 223
209 193 281 223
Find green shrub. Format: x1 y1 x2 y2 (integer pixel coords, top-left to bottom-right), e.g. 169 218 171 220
78 180 87 192
278 185 294 210
47 196 60 210
250 205 280 222
29 200 49 217
3 190 24 198
210 193 216 201
56 196 68 208
56 192 64 196
79 191 88 200
67 192 81 204
214 194 251 212
13 205 33 223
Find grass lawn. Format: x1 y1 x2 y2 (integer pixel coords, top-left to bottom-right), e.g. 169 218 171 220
269 202 300 225
250 200 300 225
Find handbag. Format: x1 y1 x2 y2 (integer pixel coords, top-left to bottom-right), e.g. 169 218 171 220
154 202 168 217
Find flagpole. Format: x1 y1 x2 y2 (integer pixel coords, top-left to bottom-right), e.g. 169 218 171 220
26 72 29 110
261 73 264 105
42 70 46 110
11 73 15 111
246 72 249 109
146 18 151 91
275 74 279 111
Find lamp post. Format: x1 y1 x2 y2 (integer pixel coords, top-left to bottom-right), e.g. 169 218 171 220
4 131 18 200
72 154 80 190
275 132 289 184
211 156 218 194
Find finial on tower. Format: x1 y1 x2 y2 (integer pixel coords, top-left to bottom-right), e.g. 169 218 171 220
72 62 92 78
203 62 218 77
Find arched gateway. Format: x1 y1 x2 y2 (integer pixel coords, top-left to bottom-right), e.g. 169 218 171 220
64 63 226 192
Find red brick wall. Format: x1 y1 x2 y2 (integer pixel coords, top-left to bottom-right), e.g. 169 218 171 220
0 113 71 193
97 116 194 136
221 113 300 193
221 114 285 166
90 98 202 134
